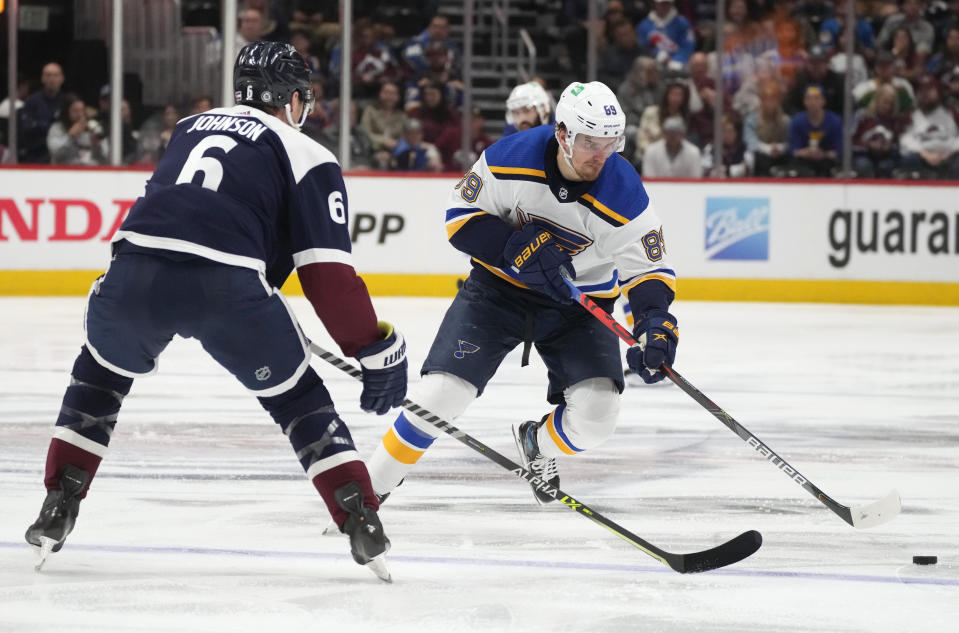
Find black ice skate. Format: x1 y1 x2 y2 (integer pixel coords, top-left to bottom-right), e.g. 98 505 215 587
513 419 560 505
24 464 90 571
322 480 400 536
335 481 392 582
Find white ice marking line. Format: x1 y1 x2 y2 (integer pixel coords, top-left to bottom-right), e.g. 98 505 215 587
1 542 955 587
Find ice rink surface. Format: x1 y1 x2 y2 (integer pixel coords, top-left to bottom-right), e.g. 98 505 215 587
1 295 957 633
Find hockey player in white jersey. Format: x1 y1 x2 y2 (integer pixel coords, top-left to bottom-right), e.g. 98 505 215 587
365 81 679 504
503 80 555 136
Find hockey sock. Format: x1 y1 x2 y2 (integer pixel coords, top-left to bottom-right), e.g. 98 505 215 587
535 404 584 458
366 411 438 496
45 346 133 498
259 367 377 528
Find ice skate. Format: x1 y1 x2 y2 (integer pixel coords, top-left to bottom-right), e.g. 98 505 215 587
513 419 560 505
323 482 398 535
25 465 89 571
335 481 392 582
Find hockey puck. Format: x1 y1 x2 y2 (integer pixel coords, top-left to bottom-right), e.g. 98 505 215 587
912 555 937 565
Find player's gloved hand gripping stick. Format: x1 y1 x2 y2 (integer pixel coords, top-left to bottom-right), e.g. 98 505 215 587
503 223 576 304
355 322 408 415
559 275 901 529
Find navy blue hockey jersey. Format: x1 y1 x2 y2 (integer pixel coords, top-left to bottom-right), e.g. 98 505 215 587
114 105 352 289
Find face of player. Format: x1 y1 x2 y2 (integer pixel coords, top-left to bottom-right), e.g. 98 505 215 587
511 105 541 131
567 133 619 180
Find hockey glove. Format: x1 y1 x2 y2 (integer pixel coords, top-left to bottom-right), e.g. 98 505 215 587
503 223 576 304
626 309 679 384
356 322 408 415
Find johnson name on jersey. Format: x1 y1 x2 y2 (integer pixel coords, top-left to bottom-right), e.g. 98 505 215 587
445 124 676 310
113 105 354 289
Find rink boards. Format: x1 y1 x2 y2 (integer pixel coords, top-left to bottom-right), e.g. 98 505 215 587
0 166 958 304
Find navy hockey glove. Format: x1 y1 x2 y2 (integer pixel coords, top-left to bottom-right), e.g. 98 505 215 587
503 223 575 304
356 322 408 415
626 309 679 384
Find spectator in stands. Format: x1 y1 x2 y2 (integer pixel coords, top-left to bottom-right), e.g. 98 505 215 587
703 114 749 177
634 81 690 163
402 14 459 77
876 0 935 57
503 81 554 136
311 100 375 169
820 12 876 56
96 86 139 165
409 79 461 170
642 116 703 178
852 84 906 177
190 94 214 115
301 74 334 140
392 118 442 172
829 25 870 88
722 0 779 96
599 19 645 88
886 25 926 83
469 107 494 157
237 7 266 58
290 28 322 74
329 22 401 100
361 81 407 170
853 50 916 111
47 93 106 166
793 0 836 33
618 57 664 130
245 0 291 43
636 0 696 70
787 84 843 176
18 62 65 163
156 104 179 161
898 76 959 179
403 42 464 113
787 45 845 115
943 66 959 108
927 26 959 80
768 0 812 84
744 80 792 176
0 75 29 153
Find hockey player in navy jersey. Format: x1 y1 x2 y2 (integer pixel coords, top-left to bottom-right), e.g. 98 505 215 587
365 81 679 505
24 41 406 581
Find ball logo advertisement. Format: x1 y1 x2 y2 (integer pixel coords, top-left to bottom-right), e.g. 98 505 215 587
704 197 770 261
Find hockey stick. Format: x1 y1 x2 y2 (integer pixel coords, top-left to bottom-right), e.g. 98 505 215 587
561 278 901 529
308 342 761 574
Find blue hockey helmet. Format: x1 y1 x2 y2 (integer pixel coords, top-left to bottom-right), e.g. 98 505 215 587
234 40 314 128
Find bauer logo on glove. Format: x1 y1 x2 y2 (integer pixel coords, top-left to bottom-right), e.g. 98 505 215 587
626 309 679 384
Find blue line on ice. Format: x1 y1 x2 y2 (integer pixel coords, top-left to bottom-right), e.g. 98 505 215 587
2 541 955 587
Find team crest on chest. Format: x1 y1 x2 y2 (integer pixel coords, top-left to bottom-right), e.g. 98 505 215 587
515 207 593 255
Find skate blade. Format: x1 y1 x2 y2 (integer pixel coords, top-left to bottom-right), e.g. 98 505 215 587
365 553 392 583
33 536 57 572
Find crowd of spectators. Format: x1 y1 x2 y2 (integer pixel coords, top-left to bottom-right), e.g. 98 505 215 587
2 0 959 180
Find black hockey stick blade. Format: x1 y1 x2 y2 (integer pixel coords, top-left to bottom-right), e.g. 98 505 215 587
309 342 762 573
560 276 901 529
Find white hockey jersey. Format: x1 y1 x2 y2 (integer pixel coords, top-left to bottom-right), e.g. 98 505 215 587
444 125 676 307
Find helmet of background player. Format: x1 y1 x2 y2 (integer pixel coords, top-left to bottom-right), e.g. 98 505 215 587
234 40 315 130
553 81 626 166
505 81 554 129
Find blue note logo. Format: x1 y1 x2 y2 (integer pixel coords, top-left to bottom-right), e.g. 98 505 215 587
453 340 480 359
705 198 770 260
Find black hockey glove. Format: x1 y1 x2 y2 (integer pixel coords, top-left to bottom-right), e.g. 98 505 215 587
503 223 575 304
356 322 408 415
626 309 679 384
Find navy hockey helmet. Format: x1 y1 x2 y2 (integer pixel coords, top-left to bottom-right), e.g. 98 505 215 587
234 40 314 128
